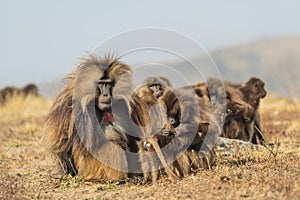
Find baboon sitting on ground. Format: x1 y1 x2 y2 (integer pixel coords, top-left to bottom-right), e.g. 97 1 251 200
43 54 143 181
158 86 220 177
135 76 178 183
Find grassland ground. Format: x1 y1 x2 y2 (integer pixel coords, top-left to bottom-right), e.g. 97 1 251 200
0 95 299 199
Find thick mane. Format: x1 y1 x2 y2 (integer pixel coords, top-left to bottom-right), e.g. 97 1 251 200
108 60 134 102
43 53 134 172
73 54 131 110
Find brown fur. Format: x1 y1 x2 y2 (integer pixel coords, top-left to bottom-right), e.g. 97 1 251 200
206 78 256 141
206 77 267 144
22 84 39 96
0 83 39 105
136 76 171 104
239 77 267 144
43 54 140 181
0 87 22 105
158 86 220 177
135 76 178 183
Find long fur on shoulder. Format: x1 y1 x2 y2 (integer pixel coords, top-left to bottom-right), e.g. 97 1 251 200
43 54 135 181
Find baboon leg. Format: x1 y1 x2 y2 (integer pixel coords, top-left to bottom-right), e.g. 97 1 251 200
252 114 266 144
244 121 254 142
151 140 178 182
173 153 191 176
149 154 159 184
140 153 152 183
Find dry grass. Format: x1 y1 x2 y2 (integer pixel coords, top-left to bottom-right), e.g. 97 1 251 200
0 95 299 199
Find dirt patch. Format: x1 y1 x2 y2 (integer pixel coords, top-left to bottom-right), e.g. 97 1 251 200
0 95 299 199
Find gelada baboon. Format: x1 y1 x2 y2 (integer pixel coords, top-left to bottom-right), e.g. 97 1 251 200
192 82 211 105
22 83 39 96
43 54 140 181
206 78 255 141
0 87 21 105
239 77 267 144
0 83 39 105
135 76 178 182
136 76 171 102
158 86 220 177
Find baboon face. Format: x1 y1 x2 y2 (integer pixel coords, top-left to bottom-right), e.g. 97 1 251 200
247 78 267 98
96 78 114 110
148 82 163 99
166 103 180 129
193 82 211 105
139 76 171 102
159 91 181 135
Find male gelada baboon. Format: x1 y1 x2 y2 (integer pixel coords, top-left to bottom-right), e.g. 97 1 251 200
158 86 220 177
135 76 178 182
43 54 142 181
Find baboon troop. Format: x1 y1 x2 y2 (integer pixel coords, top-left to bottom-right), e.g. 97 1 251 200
43 53 267 183
0 83 39 105
205 78 267 144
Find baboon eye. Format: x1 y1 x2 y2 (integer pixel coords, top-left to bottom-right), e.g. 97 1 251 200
195 89 203 97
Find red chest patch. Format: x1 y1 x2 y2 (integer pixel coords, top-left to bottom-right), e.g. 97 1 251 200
102 111 117 124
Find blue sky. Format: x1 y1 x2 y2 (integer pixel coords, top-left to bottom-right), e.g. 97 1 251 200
1 0 300 87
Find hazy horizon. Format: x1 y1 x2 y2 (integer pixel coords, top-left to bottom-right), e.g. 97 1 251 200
1 1 300 88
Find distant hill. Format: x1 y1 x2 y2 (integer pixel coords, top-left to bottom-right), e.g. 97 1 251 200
39 35 300 99
169 35 300 98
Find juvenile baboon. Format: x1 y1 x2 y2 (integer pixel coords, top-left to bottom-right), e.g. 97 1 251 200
43 54 141 181
136 76 171 102
239 77 267 144
135 76 178 182
22 83 39 96
206 78 255 141
158 87 220 176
